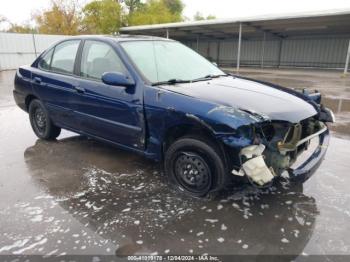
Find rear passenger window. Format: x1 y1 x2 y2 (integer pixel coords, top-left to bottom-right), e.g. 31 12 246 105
80 40 127 80
39 48 54 70
51 40 80 74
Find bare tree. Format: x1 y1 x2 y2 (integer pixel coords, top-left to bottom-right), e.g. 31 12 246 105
0 15 7 23
118 0 142 14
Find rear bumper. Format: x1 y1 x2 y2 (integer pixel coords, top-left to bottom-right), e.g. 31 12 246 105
287 127 330 183
13 90 27 112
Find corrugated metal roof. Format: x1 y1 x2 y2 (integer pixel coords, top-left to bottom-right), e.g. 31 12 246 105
120 9 350 40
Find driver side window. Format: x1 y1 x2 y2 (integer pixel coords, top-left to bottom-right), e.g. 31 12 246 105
80 40 127 81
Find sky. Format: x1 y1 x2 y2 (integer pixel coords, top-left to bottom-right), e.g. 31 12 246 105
1 0 350 29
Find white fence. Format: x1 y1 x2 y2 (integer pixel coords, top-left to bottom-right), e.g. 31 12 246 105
0 32 68 70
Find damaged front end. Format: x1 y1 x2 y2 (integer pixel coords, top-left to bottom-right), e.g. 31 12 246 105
197 86 334 188
229 115 332 187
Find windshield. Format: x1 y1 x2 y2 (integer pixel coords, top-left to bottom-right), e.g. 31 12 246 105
120 40 225 84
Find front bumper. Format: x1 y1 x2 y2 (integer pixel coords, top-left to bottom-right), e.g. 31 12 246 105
287 127 330 183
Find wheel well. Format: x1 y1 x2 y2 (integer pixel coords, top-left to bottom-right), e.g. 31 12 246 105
164 124 210 151
163 124 229 166
25 95 38 111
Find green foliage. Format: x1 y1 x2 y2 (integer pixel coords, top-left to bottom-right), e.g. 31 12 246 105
194 11 216 21
4 0 187 34
206 15 216 20
82 0 122 34
129 0 183 26
163 0 184 16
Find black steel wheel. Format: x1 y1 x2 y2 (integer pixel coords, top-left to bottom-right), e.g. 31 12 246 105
174 152 212 193
165 137 227 198
33 105 46 135
29 99 61 140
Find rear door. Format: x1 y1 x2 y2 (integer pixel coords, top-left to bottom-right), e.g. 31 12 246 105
74 40 144 150
32 40 81 130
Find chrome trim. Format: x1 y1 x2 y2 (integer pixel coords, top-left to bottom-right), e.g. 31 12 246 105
280 124 328 153
295 125 327 147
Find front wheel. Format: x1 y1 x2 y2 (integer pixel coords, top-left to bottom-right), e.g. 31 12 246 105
164 137 227 198
29 99 61 140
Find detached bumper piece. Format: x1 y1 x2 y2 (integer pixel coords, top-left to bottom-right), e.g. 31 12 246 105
232 144 275 187
242 155 275 186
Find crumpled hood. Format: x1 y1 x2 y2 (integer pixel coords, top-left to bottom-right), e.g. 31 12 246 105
163 77 318 123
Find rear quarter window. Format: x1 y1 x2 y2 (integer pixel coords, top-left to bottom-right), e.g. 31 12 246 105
50 40 80 75
38 48 54 70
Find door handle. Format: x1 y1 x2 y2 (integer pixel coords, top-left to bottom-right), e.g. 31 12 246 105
33 77 42 84
74 86 85 94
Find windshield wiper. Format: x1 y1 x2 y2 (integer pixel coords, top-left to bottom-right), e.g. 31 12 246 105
191 74 231 82
152 79 191 86
152 74 231 86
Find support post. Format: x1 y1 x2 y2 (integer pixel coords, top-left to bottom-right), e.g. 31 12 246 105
337 99 343 113
32 33 37 58
277 39 283 68
261 32 266 68
344 39 350 74
207 41 210 58
236 22 242 73
166 29 169 39
217 40 220 65
196 36 199 52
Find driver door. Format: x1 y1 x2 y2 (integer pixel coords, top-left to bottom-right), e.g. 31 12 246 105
75 40 144 150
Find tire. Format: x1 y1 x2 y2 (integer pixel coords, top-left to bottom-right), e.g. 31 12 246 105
29 99 61 140
164 137 227 198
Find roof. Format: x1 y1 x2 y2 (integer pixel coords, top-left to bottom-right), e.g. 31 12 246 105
70 34 169 41
120 9 350 40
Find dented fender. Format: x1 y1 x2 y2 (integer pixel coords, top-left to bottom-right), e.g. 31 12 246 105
143 86 265 160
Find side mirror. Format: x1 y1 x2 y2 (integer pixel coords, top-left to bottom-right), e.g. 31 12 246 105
212 62 218 67
101 72 135 87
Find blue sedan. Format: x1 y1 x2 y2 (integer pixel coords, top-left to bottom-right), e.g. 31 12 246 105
13 35 334 197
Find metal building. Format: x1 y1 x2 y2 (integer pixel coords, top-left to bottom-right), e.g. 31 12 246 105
120 10 350 73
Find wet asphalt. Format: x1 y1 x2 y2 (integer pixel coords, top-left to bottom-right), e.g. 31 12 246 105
0 69 350 260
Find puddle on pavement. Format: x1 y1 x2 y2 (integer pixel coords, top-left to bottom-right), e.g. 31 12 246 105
254 77 313 89
238 69 350 99
1 70 350 257
323 97 350 114
2 136 318 256
323 97 350 137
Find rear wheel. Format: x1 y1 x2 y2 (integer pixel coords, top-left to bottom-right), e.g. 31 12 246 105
164 137 227 198
29 99 61 140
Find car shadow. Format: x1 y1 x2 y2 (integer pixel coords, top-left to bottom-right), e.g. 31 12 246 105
24 136 318 259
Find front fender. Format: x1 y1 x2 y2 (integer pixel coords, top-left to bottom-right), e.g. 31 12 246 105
143 86 263 159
